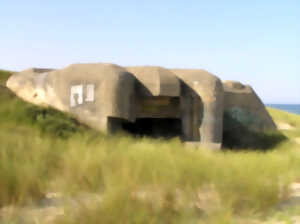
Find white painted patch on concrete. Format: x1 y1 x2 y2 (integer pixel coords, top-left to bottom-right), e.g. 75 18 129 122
70 85 83 107
85 84 95 102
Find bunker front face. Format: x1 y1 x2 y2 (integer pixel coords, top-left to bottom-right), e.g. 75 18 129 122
6 63 276 149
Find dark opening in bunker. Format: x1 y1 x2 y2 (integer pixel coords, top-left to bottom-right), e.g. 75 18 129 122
122 118 182 139
107 96 183 139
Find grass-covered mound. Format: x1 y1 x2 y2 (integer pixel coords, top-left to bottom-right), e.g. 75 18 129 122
0 70 93 139
0 70 12 85
268 107 300 128
1 70 300 223
268 107 300 139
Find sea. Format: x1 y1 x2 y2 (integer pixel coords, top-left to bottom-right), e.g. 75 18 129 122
266 104 300 115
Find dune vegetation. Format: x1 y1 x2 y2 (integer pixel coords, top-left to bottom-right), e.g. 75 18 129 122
1 70 300 223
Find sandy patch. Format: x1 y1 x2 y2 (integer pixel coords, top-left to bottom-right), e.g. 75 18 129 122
276 122 295 130
294 138 300 145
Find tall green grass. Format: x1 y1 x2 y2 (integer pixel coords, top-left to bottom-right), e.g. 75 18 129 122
1 129 298 222
1 70 300 223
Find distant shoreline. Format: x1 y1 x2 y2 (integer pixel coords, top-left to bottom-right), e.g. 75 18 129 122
266 104 300 115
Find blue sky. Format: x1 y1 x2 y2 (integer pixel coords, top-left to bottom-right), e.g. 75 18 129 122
1 0 299 103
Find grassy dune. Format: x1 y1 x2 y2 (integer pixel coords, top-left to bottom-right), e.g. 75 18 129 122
268 107 300 128
268 107 300 140
1 70 300 223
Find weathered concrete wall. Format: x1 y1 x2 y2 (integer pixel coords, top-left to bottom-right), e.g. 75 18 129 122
223 81 276 132
222 81 277 148
7 64 136 133
126 66 180 97
172 69 224 149
6 68 55 106
135 96 181 118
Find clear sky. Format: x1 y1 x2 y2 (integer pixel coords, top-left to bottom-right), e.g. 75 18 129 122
1 0 299 103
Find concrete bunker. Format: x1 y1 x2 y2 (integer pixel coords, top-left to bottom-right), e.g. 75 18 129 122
6 63 277 150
